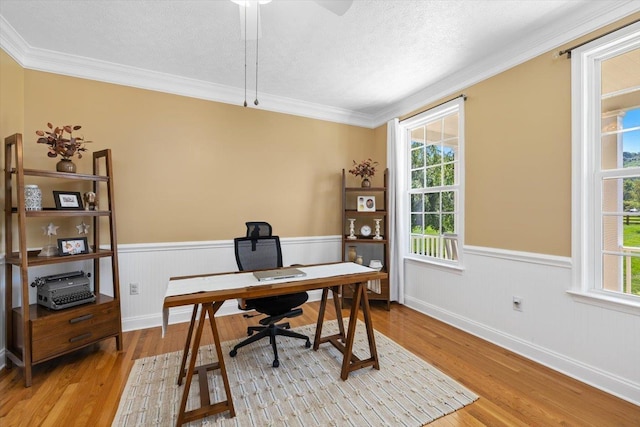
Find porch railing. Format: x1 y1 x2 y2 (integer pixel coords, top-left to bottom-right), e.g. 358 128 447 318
410 233 458 261
622 245 640 294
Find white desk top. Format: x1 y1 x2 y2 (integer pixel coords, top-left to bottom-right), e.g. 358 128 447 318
162 262 380 336
164 262 377 298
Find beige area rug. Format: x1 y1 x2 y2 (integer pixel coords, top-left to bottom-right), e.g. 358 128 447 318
113 320 478 426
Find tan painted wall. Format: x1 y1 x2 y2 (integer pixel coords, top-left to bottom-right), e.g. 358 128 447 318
9 71 378 244
0 50 25 253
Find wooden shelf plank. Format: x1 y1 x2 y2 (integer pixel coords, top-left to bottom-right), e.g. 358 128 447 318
13 168 109 182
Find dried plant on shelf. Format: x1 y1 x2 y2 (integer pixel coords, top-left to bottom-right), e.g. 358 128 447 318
36 123 90 160
349 158 379 179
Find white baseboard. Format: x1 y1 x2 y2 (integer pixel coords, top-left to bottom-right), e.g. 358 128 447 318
405 296 640 406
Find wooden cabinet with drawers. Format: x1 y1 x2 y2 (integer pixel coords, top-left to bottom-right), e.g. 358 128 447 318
4 133 123 387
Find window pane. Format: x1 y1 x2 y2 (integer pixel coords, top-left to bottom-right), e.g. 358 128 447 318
411 146 425 168
443 139 458 161
411 169 424 189
411 193 423 212
424 214 440 234
442 214 455 233
425 193 440 212
411 127 425 148
622 177 640 212
426 120 442 143
442 191 455 212
411 214 423 233
623 128 640 168
426 166 442 187
602 253 640 296
444 114 458 138
443 162 456 186
425 144 442 166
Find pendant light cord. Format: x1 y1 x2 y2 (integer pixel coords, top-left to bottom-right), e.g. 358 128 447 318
243 5 248 107
254 3 260 106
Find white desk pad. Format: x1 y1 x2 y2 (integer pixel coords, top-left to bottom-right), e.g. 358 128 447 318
164 262 376 298
162 262 378 336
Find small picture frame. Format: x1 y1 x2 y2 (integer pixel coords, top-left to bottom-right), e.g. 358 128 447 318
57 237 89 256
53 191 84 210
357 195 376 212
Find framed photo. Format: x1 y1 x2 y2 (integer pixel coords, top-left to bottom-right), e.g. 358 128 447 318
357 195 376 212
53 191 84 210
57 237 89 256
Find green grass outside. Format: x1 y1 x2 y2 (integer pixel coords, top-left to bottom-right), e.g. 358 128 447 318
623 224 640 296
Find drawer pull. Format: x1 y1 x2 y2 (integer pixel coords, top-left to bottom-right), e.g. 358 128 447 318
69 332 92 343
69 314 94 324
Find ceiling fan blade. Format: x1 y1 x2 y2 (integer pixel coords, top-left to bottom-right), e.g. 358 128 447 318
313 0 353 16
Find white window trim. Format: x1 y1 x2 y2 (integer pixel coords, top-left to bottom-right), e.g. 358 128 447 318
399 98 465 269
571 21 640 314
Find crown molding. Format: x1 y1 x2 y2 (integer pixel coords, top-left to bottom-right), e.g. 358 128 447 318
0 15 374 129
3 3 638 130
372 1 640 127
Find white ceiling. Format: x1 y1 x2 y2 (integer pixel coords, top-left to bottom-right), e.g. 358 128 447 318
1 0 639 127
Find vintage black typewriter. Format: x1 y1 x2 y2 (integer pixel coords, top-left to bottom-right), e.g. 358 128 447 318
30 271 96 310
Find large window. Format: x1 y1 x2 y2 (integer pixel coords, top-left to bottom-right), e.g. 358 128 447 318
572 22 640 310
400 98 464 266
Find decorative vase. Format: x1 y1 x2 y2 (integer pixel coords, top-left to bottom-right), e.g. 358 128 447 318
24 184 42 211
56 158 76 173
361 178 371 188
348 246 357 262
355 255 364 265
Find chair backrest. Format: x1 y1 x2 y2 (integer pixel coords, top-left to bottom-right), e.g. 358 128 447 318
245 221 272 237
234 235 283 271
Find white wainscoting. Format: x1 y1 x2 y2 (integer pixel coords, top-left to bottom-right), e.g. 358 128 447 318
403 246 640 406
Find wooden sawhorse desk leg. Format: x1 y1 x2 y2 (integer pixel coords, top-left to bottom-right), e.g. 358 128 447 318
176 302 235 426
314 283 379 380
313 285 346 349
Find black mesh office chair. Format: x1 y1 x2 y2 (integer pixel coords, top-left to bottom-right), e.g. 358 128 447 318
229 222 310 367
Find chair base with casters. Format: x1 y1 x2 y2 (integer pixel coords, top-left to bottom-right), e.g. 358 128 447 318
229 293 311 367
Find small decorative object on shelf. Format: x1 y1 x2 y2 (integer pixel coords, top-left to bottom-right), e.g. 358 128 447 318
83 191 97 210
24 185 42 211
357 195 375 212
36 122 91 173
355 255 363 265
76 221 91 235
38 222 59 257
57 237 89 256
53 191 84 210
374 218 383 240
369 259 383 271
349 158 378 188
348 246 357 262
347 218 357 239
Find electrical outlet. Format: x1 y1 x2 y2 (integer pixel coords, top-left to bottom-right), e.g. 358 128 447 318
130 283 139 295
512 296 523 311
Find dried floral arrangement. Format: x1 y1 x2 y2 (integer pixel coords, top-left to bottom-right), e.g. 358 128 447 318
348 158 379 179
36 123 90 159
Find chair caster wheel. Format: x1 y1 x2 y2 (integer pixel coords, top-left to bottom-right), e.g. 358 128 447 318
230 349 237 357
305 340 311 348
272 360 279 368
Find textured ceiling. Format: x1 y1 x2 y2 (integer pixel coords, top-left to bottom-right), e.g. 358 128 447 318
1 0 639 127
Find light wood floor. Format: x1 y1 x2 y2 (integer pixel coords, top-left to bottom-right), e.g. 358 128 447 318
1 301 639 426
